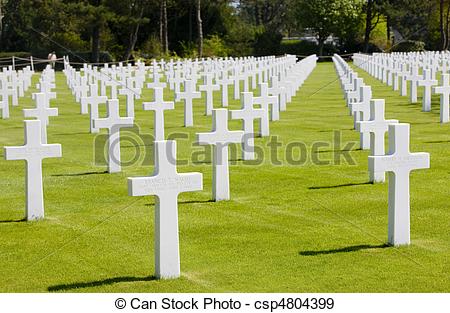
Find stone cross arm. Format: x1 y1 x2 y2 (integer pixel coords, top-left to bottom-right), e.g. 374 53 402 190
197 130 243 146
128 140 203 197
357 119 398 133
5 144 62 161
368 124 430 174
369 152 429 174
4 120 62 161
128 173 203 197
94 117 134 130
197 109 244 145
229 107 264 121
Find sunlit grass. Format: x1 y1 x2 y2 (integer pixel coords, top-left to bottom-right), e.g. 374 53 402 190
0 62 448 292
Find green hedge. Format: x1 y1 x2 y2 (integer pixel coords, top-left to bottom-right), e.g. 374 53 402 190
280 40 338 56
0 52 31 59
65 51 114 64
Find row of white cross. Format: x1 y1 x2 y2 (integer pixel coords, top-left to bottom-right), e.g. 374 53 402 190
353 52 450 123
3 66 62 220
2 54 318 280
333 54 430 247
63 55 300 129
0 65 34 119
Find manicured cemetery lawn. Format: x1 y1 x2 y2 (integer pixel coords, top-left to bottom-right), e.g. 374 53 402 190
0 62 449 292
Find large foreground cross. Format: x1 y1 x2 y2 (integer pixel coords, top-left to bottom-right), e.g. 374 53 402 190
4 120 62 220
369 124 429 246
128 140 203 279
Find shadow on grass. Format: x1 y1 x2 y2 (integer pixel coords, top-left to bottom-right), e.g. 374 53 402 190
180 199 215 205
0 218 26 224
48 275 156 292
52 171 109 177
313 148 362 154
53 132 89 136
299 244 390 256
122 144 153 148
192 159 243 165
145 199 215 206
308 182 372 190
410 121 439 125
423 140 450 144
317 128 354 133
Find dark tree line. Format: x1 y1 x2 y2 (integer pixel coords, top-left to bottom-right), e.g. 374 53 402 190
0 0 448 60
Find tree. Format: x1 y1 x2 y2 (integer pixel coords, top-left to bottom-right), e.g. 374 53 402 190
159 0 168 54
384 0 436 44
363 0 384 52
121 0 148 61
440 0 445 50
197 0 203 57
437 0 450 50
295 0 362 56
238 0 292 31
0 0 5 34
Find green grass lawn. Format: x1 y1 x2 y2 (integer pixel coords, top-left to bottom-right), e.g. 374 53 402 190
0 62 448 292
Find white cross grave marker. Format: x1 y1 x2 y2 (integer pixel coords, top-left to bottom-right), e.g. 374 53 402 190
432 73 450 123
356 99 398 182
176 80 201 127
369 123 430 246
252 83 274 136
398 63 408 97
23 93 58 144
217 72 232 107
119 78 141 118
94 99 134 173
147 71 167 90
199 73 220 116
4 120 62 220
197 109 244 201
232 67 241 100
349 86 372 150
417 69 437 112
346 78 364 105
0 79 9 119
128 140 203 279
78 78 90 113
143 87 174 141
230 92 264 160
83 84 108 133
407 65 421 103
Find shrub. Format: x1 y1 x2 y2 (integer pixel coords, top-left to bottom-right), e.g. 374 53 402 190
391 40 426 52
139 35 163 59
203 35 230 57
254 30 282 56
179 41 198 59
280 40 338 57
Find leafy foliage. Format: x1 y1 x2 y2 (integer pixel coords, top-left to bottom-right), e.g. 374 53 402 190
391 40 426 52
0 0 448 58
